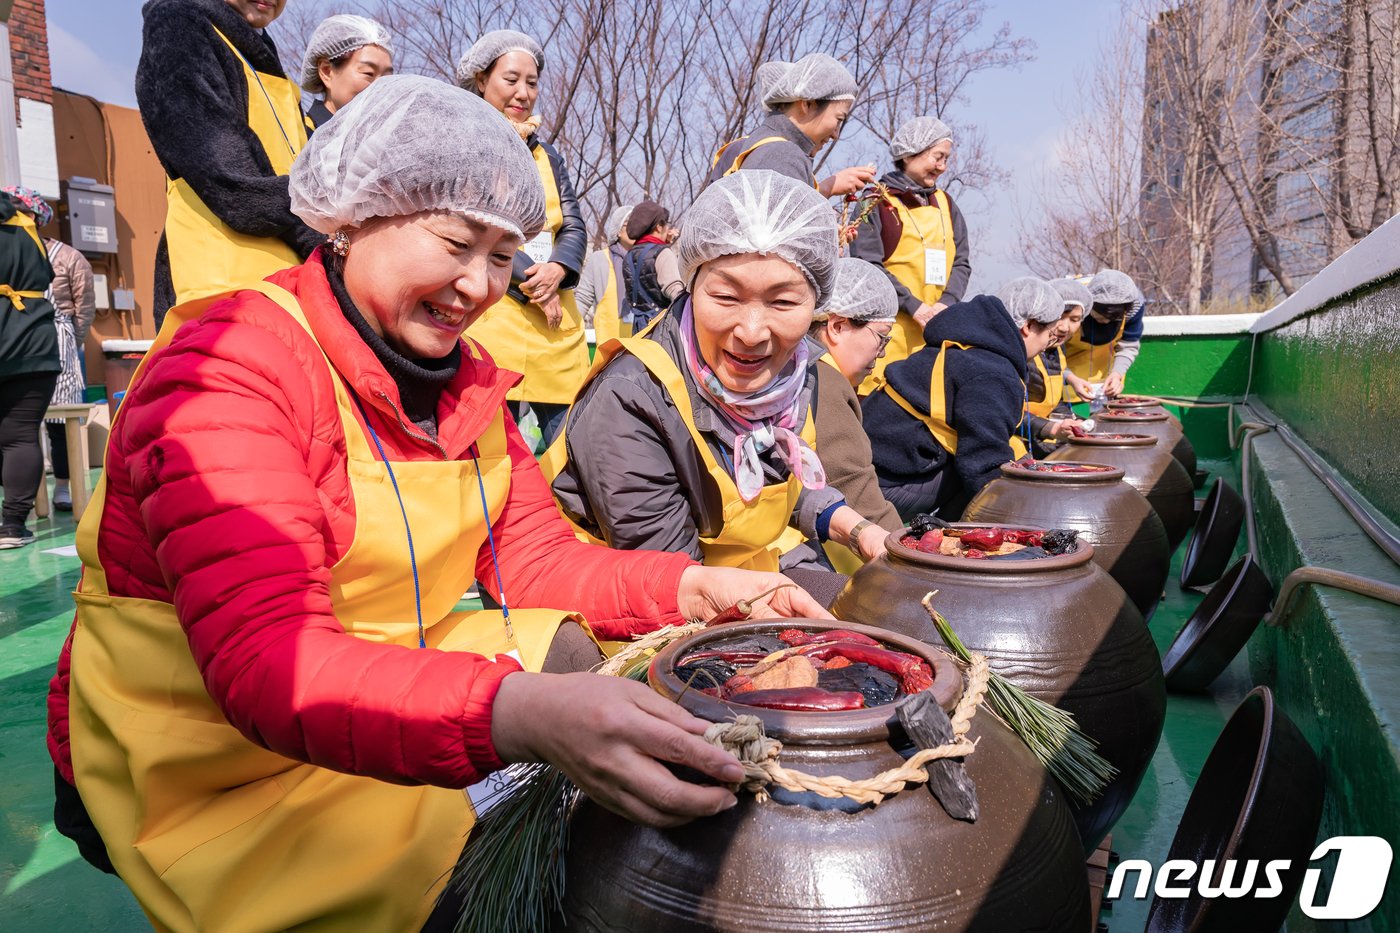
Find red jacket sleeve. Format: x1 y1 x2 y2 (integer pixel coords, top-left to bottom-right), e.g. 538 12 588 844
120 308 517 788
477 414 697 641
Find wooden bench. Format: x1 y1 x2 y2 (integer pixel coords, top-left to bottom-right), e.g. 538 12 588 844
34 403 95 523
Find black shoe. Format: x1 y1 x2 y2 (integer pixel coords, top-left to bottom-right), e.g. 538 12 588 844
0 524 35 549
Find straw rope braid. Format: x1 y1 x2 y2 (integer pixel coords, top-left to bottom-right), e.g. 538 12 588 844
594 622 707 678
703 654 989 806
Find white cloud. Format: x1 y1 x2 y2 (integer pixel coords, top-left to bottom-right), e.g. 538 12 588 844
47 22 137 109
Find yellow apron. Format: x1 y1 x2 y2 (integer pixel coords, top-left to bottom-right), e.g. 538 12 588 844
67 281 577 933
858 190 956 396
591 250 629 344
883 339 1029 461
469 144 591 404
542 336 813 572
1 212 47 308
163 29 307 305
1063 315 1127 399
809 353 863 575
714 135 787 177
1026 347 1067 419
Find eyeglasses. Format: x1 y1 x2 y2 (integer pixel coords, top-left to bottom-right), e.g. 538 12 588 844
872 328 894 352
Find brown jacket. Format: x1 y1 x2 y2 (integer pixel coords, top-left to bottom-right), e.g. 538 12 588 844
813 350 902 531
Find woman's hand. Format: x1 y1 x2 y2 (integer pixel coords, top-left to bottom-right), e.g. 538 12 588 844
818 164 877 198
1103 372 1126 397
522 261 567 305
1046 418 1091 439
491 672 743 827
535 292 565 329
677 565 833 623
1064 370 1093 399
856 522 890 562
913 302 944 328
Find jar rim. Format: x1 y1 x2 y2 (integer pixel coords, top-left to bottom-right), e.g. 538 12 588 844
649 619 963 745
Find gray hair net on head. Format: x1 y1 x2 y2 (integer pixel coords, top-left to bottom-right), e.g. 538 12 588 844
605 204 634 243
289 75 546 240
301 15 393 93
455 29 544 89
889 115 953 162
1089 269 1140 306
997 277 1066 327
762 52 858 108
815 258 898 323
1048 277 1092 313
675 170 839 308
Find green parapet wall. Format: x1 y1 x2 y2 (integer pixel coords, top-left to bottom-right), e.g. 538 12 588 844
1254 277 1400 527
1111 317 1255 462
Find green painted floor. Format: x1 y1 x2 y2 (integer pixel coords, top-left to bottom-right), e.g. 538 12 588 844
1 464 1254 931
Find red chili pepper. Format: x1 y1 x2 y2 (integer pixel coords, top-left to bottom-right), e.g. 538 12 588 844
795 642 934 694
778 628 882 647
963 549 988 560
916 530 944 553
730 687 866 711
1001 529 1044 547
703 584 797 627
959 527 1005 551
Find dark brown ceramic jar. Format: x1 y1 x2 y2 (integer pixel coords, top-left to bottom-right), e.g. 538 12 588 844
961 462 1170 619
560 619 1092 932
1045 434 1195 548
1106 396 1182 428
830 532 1166 852
1094 409 1196 475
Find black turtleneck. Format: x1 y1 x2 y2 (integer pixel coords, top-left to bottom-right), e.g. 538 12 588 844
325 257 460 438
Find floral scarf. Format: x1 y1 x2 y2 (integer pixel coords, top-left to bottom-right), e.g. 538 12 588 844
677 298 826 502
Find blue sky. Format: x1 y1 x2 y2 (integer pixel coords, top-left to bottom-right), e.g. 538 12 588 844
46 0 1117 290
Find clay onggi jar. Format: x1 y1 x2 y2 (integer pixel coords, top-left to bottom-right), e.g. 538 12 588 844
961 461 1171 619
1094 409 1196 475
1045 433 1194 548
831 531 1166 852
560 619 1091 932
1106 396 1182 428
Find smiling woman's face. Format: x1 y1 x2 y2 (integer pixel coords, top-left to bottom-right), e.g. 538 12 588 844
476 51 540 122
341 211 521 359
689 253 817 394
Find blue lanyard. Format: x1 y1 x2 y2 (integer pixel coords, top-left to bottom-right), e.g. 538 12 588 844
1021 384 1033 460
351 397 512 648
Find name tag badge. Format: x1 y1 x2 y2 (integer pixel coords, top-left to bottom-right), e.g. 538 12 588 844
924 248 948 287
523 231 553 266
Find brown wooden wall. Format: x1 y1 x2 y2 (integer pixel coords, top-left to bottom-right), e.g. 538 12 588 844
52 90 166 381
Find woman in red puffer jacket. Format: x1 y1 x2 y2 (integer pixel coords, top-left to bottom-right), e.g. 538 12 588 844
46 76 825 933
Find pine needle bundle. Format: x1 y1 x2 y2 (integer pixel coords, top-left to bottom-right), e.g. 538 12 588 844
921 593 1116 806
447 625 697 932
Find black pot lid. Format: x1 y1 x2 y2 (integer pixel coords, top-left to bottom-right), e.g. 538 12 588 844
1181 479 1245 588
1146 687 1323 933
1163 554 1274 692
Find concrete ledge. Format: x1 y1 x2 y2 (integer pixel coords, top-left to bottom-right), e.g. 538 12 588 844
1237 409 1400 930
1253 212 1400 333
1142 312 1260 336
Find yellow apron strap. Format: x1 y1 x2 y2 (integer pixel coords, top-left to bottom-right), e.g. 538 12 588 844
211 28 299 161
0 285 45 309
723 136 790 176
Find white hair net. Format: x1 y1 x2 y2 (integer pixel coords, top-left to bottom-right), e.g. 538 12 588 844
816 258 897 323
289 75 546 240
675 170 839 307
301 15 393 93
755 60 790 110
1048 277 1092 312
997 277 1065 327
889 115 953 161
605 204 634 243
1089 269 1141 306
455 29 545 88
762 52 858 108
